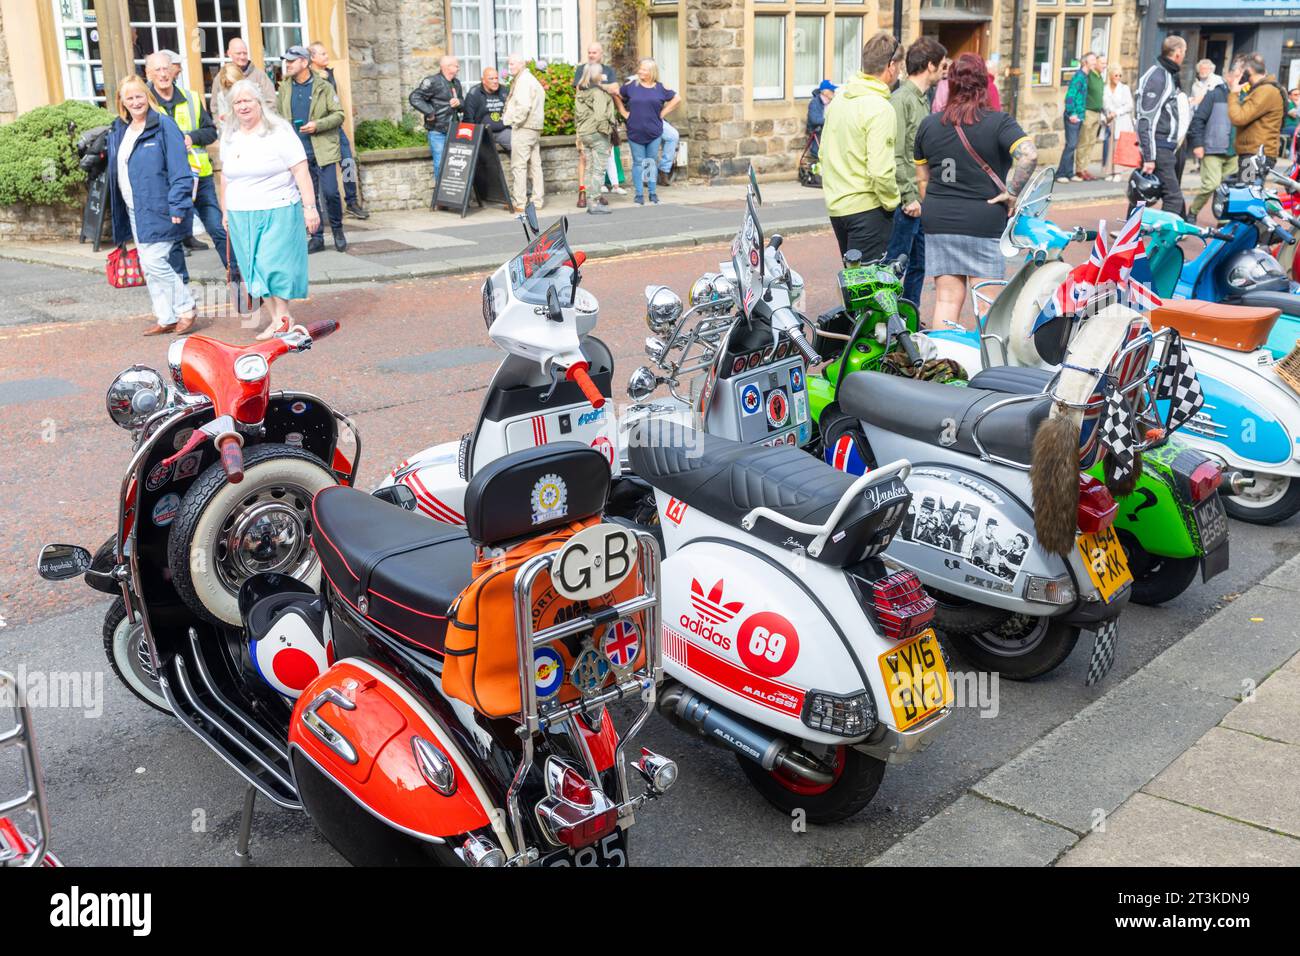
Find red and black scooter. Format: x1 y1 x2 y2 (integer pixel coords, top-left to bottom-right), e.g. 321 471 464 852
38 325 673 865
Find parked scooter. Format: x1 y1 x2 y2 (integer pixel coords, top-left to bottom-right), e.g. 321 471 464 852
812 175 1229 605
0 670 61 867
380 190 953 822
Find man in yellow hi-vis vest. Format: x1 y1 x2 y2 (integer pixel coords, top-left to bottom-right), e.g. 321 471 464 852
146 52 238 284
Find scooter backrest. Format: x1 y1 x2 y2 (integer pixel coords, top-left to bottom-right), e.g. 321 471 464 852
464 443 611 549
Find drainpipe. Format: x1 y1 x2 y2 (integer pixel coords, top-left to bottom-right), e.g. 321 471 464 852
1009 0 1024 121
894 0 904 41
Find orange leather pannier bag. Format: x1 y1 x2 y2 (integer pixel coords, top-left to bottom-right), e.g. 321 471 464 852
443 518 645 718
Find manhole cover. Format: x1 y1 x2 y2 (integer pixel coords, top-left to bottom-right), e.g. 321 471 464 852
346 239 418 256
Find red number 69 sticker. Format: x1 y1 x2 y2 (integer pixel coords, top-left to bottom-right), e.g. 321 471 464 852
736 611 800 678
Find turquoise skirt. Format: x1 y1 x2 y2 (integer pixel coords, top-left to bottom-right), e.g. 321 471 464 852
227 203 309 301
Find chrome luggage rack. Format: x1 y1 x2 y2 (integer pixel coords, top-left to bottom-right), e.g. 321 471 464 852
504 529 667 865
0 671 53 867
967 321 1177 471
649 302 738 408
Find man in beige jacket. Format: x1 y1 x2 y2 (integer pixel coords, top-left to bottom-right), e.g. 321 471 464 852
502 54 546 209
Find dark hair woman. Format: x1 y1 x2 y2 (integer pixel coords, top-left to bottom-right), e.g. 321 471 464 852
913 53 1038 329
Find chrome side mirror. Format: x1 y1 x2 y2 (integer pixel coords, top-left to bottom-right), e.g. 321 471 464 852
627 367 661 401
645 285 683 334
37 544 92 581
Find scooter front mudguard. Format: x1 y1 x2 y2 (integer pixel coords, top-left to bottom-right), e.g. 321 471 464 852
288 658 511 863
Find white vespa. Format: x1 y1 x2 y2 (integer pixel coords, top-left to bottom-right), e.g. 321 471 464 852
376 208 952 821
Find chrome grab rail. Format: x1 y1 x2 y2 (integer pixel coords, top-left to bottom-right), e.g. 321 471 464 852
0 671 51 867
505 530 663 866
969 278 1010 368
740 459 912 557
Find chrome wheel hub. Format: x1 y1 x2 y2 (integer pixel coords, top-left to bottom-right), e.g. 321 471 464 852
216 484 316 593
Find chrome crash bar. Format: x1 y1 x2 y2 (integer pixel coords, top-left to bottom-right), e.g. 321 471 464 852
0 671 52 867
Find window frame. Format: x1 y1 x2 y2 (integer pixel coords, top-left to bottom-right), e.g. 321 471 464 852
1031 14 1057 88
449 0 579 73
793 14 825 98
753 15 786 101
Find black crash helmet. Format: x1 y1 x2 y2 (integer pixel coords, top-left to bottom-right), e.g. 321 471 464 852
1127 167 1163 205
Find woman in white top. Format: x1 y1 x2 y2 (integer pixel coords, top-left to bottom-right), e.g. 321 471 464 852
218 79 321 339
1104 66 1136 181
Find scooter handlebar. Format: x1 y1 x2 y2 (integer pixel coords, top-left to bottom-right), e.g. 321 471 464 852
787 328 822 368
566 363 606 409
219 436 245 484
306 319 339 341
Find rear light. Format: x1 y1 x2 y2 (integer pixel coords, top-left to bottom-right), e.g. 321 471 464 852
535 758 620 850
1188 461 1223 502
802 690 877 738
1077 474 1118 534
869 570 937 641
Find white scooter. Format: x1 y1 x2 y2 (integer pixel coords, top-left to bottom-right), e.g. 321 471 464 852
377 206 952 822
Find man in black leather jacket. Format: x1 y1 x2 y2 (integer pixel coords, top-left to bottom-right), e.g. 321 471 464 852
464 66 511 151
409 56 464 184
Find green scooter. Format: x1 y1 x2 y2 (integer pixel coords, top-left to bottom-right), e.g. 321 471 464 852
805 254 1229 606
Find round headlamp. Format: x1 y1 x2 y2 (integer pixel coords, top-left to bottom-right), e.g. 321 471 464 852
106 365 168 431
645 285 683 333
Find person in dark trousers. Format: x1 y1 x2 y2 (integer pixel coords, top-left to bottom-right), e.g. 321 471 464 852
277 45 347 253
464 66 511 150
806 79 836 159
409 56 464 185
1136 34 1190 218
1058 56 1091 182
310 41 368 219
886 36 945 307
144 52 236 283
1186 69 1236 222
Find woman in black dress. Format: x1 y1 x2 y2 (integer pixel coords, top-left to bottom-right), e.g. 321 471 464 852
914 53 1038 329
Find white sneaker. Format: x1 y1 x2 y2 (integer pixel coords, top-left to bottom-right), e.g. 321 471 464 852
611 186 627 195
599 185 610 194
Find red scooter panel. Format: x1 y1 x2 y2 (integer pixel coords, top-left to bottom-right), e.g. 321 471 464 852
289 659 495 840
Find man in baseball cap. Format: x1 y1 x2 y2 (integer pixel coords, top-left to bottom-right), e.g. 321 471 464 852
276 43 348 252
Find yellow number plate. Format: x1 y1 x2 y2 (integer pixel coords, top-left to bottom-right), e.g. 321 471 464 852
878 629 951 732
1076 526 1133 604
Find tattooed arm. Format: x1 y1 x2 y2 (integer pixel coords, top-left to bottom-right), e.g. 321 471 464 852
988 137 1038 207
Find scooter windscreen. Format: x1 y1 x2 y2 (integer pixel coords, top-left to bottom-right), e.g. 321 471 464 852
1000 165 1058 257
507 218 578 307
730 189 765 315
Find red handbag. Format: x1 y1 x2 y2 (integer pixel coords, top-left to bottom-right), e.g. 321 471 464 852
1114 131 1141 170
106 244 145 289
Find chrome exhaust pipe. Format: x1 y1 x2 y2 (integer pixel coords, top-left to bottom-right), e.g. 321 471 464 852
1221 470 1256 497
657 683 834 785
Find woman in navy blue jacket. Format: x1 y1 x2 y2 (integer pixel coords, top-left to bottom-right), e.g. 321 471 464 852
106 74 197 335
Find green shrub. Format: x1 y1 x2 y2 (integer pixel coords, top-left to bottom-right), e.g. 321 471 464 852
0 100 115 207
529 61 576 137
355 113 429 152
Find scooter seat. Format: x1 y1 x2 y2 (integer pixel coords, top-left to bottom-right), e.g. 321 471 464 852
627 421 908 567
967 365 1054 395
1150 299 1280 352
312 485 474 656
840 371 1051 464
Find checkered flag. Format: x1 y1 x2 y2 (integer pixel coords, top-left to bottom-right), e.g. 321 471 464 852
1085 618 1119 685
1156 329 1204 434
1098 385 1138 484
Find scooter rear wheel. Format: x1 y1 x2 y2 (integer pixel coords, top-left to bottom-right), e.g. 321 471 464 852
1222 473 1300 525
735 746 885 824
934 595 1079 679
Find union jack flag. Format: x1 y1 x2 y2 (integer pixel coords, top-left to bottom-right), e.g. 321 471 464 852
1096 204 1145 286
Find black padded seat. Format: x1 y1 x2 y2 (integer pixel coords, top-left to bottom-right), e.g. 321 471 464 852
967 365 1054 395
312 485 474 656
627 422 909 566
839 371 1051 464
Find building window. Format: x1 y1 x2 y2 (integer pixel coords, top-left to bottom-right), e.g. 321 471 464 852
652 16 680 92
754 16 785 100
1090 16 1111 58
128 0 185 78
1032 16 1055 86
54 0 105 104
834 15 862 85
450 0 579 73
258 0 305 64
794 16 824 97
1061 15 1084 82
196 0 248 97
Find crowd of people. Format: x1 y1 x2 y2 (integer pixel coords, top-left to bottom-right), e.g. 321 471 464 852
409 43 681 214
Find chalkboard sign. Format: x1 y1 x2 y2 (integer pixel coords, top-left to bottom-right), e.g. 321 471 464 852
432 122 514 217
80 171 110 251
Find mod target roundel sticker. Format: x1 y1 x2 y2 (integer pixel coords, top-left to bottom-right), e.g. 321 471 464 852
766 389 789 428
534 647 565 698
741 383 761 416
737 611 800 678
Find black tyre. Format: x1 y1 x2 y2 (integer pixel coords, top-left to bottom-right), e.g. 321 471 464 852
103 597 169 713
933 592 1079 680
167 443 335 625
735 746 886 824
1117 530 1200 606
1222 473 1300 525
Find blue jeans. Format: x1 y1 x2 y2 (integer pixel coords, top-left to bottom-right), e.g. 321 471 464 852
339 129 359 205
658 121 679 173
307 157 343 238
428 130 447 181
883 207 926 306
1059 115 1081 178
629 137 661 199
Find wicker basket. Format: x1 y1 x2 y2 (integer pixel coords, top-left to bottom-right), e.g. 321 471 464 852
1276 343 1300 395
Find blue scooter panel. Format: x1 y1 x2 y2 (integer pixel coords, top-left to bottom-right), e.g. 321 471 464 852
1160 370 1294 467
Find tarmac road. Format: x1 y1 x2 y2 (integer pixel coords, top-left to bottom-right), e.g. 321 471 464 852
3 200 1298 866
